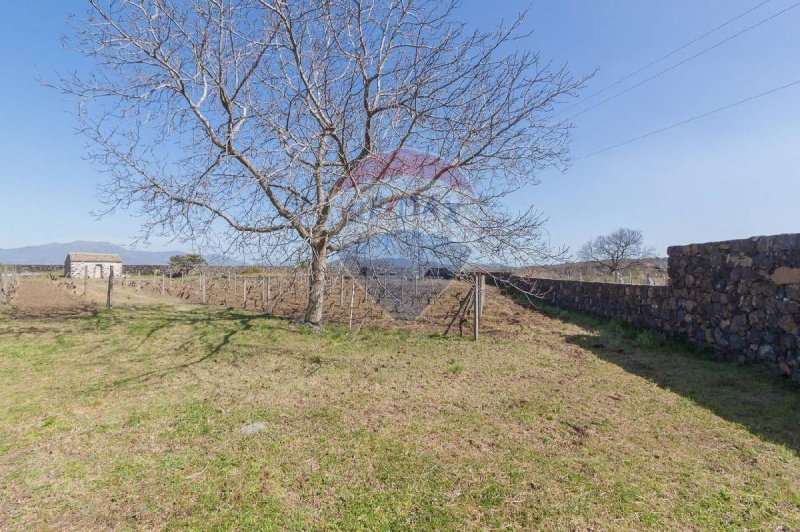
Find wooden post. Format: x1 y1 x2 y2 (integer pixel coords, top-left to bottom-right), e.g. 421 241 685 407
243 279 247 308
161 273 165 296
339 274 344 306
201 270 206 304
473 274 479 341
106 267 115 309
348 277 355 328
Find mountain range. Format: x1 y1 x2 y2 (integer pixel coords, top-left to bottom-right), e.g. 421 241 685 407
0 241 188 265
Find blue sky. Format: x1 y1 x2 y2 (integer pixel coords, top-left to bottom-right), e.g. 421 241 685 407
0 0 798 257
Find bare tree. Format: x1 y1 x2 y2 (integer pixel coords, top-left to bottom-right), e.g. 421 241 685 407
578 228 655 277
60 0 585 325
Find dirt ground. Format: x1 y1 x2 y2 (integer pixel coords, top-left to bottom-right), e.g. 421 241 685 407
3 277 94 319
125 274 544 336
1 274 561 344
3 274 590 341
1 276 199 320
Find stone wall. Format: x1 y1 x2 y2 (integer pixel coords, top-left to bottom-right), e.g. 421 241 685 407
496 233 800 384
499 277 673 332
118 265 165 276
9 265 63 274
667 234 799 374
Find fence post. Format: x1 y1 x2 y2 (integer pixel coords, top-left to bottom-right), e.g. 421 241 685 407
201 270 207 304
106 267 115 309
161 273 165 296
349 277 355 328
479 274 486 317
473 274 480 341
243 278 247 308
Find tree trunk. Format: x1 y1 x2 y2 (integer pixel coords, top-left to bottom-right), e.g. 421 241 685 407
303 241 328 326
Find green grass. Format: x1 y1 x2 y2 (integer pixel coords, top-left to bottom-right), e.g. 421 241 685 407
1 302 799 530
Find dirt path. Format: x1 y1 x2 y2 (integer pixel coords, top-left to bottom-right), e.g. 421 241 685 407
4 277 94 319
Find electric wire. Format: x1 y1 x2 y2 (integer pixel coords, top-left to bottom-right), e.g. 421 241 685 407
566 1 800 121
574 78 800 160
558 0 775 117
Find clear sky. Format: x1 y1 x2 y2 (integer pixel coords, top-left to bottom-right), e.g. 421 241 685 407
0 0 798 257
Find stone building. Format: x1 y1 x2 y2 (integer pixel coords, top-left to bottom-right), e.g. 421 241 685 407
64 252 123 279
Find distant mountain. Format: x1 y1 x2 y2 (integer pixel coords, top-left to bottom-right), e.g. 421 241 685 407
0 241 188 265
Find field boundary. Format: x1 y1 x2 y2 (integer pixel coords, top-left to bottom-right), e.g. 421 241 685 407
494 233 800 385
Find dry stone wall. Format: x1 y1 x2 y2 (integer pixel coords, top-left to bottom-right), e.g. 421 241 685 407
497 233 800 384
668 234 800 374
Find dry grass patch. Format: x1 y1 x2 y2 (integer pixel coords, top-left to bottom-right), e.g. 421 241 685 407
0 300 799 530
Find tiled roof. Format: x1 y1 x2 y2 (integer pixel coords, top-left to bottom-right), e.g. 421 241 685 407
67 252 123 263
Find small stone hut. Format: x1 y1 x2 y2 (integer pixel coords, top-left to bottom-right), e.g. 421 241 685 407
64 252 123 279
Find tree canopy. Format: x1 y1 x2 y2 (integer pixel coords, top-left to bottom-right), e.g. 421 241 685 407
168 254 207 276
578 228 654 276
63 0 585 323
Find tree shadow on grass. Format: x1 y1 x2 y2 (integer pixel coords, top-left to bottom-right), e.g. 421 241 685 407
547 307 800 456
77 306 300 390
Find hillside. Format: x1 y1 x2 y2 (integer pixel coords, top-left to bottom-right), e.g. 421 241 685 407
0 241 186 265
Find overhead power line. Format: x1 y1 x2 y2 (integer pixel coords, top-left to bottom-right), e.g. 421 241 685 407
573 78 800 161
566 0 800 121
559 0 774 117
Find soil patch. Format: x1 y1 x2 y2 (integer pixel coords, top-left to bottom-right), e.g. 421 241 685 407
4 278 95 319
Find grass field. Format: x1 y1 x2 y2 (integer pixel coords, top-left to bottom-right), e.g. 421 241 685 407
1 282 799 529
